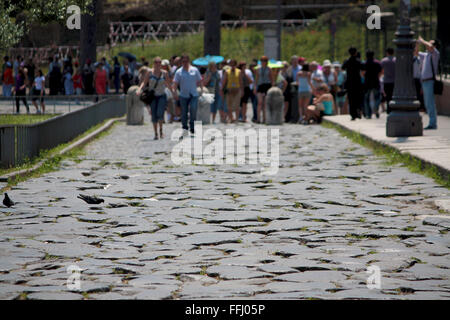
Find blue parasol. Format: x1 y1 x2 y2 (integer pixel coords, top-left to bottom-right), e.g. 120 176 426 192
192 55 224 66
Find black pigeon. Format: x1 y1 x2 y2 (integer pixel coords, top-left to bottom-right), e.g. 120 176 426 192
77 194 104 205
3 193 14 208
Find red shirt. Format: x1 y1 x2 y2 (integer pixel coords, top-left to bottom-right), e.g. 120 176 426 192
73 74 82 89
3 68 13 85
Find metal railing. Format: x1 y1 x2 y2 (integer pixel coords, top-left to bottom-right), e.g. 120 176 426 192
0 94 125 114
0 96 126 168
108 19 314 45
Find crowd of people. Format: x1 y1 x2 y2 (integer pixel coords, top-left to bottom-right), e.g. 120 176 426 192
0 54 139 114
0 35 440 131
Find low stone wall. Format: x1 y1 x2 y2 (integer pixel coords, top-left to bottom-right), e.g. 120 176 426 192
436 79 450 116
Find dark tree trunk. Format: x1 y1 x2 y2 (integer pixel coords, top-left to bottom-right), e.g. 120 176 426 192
204 0 221 56
80 0 99 66
436 0 449 68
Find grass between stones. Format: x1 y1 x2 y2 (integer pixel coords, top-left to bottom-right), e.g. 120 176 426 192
322 121 450 189
0 119 120 192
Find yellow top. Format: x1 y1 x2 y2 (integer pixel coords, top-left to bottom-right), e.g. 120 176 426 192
226 68 241 89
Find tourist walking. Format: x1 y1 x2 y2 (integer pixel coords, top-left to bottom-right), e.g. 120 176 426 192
82 58 95 95
238 61 254 122
73 67 83 104
380 48 396 113
63 68 74 96
121 64 133 94
31 69 45 114
416 36 440 130
14 67 30 114
113 57 121 94
249 62 258 123
203 61 223 124
297 63 313 123
137 57 173 140
363 50 382 119
222 59 244 123
48 56 62 95
254 56 273 123
342 47 363 120
2 61 13 97
172 54 203 137
94 62 108 96
322 60 337 93
333 62 347 114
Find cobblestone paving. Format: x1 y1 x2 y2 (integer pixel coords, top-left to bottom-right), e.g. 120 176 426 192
1 114 449 300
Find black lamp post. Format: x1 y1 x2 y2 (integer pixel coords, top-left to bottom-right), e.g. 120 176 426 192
386 0 422 137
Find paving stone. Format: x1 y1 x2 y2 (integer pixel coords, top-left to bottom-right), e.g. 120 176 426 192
1 115 449 299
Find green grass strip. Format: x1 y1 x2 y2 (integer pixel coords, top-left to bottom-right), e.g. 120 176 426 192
0 114 58 125
322 121 450 189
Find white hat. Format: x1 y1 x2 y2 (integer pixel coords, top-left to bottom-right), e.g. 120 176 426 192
323 59 332 67
162 59 170 66
332 61 341 68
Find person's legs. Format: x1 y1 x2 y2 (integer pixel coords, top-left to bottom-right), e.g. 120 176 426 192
32 98 39 112
385 83 394 113
304 94 312 120
179 97 189 131
373 88 381 117
40 97 46 114
23 96 29 113
347 90 358 120
422 80 437 128
188 96 198 133
414 78 424 110
150 99 159 138
256 92 264 123
297 93 304 121
3 85 12 97
251 91 258 122
157 95 167 137
364 89 372 119
226 92 234 122
210 93 219 123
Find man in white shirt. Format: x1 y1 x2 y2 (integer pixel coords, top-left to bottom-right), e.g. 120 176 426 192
310 61 324 91
416 36 440 130
172 54 203 137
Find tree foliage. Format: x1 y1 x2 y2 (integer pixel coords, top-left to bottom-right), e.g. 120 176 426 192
1 0 92 48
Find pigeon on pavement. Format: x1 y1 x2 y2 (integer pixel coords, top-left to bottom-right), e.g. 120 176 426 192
3 193 14 208
77 194 105 204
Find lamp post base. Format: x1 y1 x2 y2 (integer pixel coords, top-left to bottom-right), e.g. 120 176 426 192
386 111 423 137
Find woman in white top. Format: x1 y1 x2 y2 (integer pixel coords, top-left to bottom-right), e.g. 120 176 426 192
32 69 45 114
137 57 173 140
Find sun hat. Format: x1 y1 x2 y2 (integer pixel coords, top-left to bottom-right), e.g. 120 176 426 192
161 59 170 66
323 59 332 67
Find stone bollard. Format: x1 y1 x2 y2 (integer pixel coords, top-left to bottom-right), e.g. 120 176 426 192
196 87 213 125
265 87 284 125
126 85 145 125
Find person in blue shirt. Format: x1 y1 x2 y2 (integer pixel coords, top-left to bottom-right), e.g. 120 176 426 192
416 36 440 130
172 54 203 137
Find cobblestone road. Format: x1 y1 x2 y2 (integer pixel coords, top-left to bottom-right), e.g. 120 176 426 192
1 114 449 300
